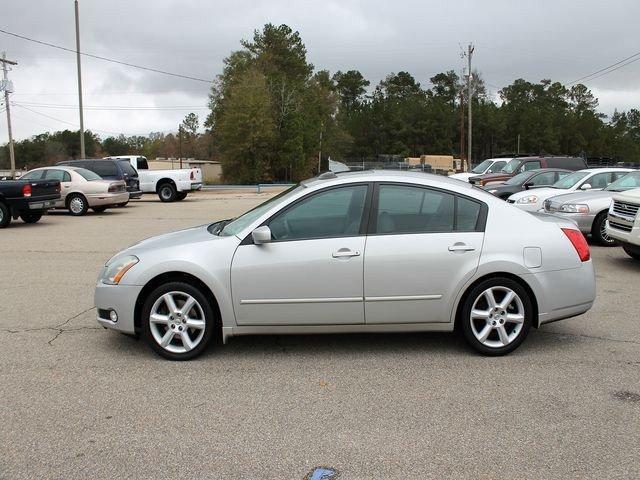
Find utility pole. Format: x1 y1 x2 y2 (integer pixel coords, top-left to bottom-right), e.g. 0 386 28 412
74 0 85 158
318 122 323 173
1 52 17 178
467 43 474 167
517 134 520 155
459 89 465 170
178 126 183 168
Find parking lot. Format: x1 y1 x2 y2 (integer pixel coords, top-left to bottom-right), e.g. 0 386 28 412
1 190 639 479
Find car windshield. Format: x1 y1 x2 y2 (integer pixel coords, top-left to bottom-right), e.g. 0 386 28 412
75 168 102 181
219 185 303 236
551 171 589 189
505 171 532 185
605 171 640 192
501 159 521 174
471 160 493 174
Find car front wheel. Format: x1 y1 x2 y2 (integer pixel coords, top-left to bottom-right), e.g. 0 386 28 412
141 282 214 360
592 212 617 246
461 277 532 356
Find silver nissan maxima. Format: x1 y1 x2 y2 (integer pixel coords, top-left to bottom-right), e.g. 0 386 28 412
95 171 596 360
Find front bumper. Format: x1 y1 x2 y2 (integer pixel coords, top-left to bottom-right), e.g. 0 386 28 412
94 282 143 334
87 192 130 207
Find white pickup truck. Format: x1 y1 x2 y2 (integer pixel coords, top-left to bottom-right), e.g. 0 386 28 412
106 155 203 202
606 187 640 260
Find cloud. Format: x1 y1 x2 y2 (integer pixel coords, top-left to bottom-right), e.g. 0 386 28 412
2 0 639 142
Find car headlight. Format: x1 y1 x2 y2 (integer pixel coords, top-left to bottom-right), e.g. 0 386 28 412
516 195 538 204
559 204 590 214
101 255 138 285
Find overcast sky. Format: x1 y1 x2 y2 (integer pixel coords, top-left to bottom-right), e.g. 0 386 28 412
1 0 639 143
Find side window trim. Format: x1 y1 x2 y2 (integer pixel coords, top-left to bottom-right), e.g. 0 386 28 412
367 182 488 235
240 182 374 245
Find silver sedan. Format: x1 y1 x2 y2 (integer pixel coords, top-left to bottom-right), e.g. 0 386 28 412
543 171 640 245
95 171 596 360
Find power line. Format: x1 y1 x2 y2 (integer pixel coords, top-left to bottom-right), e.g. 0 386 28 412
14 100 208 111
0 28 213 84
568 50 640 85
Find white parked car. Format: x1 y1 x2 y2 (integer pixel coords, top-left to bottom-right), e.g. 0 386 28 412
507 168 632 212
449 158 510 182
606 187 640 260
95 171 595 360
107 156 203 202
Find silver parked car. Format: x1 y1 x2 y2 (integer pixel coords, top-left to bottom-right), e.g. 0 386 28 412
95 171 595 360
20 166 129 215
543 170 640 245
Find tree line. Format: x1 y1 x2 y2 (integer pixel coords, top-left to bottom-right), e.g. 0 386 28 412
3 23 640 182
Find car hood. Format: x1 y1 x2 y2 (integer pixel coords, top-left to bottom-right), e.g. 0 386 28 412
612 187 640 203
508 187 564 201
547 189 613 205
116 224 222 260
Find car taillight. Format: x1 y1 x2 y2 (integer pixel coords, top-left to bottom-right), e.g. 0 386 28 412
108 183 120 193
562 228 590 262
22 184 32 197
190 170 195 180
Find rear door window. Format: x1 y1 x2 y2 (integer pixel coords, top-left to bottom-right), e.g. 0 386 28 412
44 169 71 182
92 161 119 177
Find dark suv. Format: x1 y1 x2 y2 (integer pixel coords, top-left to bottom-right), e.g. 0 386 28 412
469 156 587 186
57 159 142 199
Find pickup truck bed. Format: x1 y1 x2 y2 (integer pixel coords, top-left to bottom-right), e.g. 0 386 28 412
0 179 61 228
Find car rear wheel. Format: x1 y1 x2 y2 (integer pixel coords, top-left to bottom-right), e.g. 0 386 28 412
0 202 11 228
592 212 617 246
158 183 177 202
141 282 214 360
20 213 42 224
115 202 129 208
92 206 107 214
623 245 640 260
461 277 532 356
67 194 88 216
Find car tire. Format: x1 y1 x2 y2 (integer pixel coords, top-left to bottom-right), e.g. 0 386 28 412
92 206 108 214
157 183 177 202
141 281 215 360
20 213 42 224
176 192 188 201
623 245 640 260
592 212 617 246
67 194 88 216
0 202 11 228
460 277 533 356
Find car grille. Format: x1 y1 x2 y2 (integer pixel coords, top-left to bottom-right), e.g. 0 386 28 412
608 220 633 232
612 200 640 218
506 199 515 204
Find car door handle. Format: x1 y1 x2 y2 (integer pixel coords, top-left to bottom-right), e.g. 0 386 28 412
332 249 361 258
448 243 475 252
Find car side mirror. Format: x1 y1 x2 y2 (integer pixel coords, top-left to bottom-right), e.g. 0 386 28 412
580 183 592 190
524 182 534 190
252 226 272 245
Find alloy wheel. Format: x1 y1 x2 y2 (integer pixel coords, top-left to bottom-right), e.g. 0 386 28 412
600 219 614 244
148 291 206 354
469 286 525 348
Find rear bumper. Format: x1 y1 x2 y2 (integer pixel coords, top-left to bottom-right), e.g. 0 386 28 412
127 189 143 199
86 192 130 207
9 194 60 216
526 260 596 326
94 282 142 334
176 179 202 192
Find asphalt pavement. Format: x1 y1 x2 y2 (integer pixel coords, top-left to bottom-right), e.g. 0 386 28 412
1 190 638 479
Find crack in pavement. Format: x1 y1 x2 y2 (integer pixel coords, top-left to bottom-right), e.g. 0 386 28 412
0 306 98 346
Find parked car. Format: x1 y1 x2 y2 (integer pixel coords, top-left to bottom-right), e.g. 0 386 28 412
507 168 632 212
482 168 570 199
95 170 595 360
606 187 640 260
0 175 60 228
106 156 203 202
469 156 587 186
22 166 129 216
57 159 142 204
450 158 510 182
543 171 640 245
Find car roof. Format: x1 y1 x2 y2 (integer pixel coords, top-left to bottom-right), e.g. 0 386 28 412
303 170 476 191
579 167 634 173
